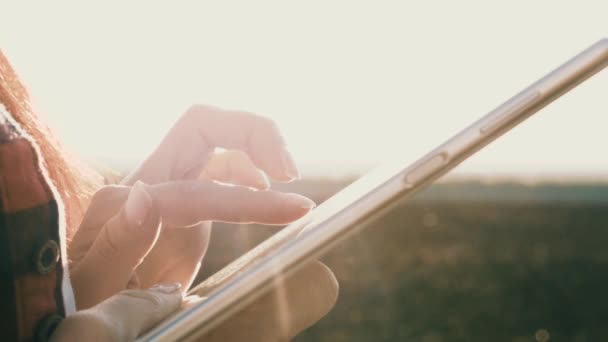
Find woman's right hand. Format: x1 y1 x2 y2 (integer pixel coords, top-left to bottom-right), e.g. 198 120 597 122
69 179 315 309
50 283 182 342
67 182 338 341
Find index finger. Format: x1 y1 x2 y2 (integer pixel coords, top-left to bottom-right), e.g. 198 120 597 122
145 180 315 226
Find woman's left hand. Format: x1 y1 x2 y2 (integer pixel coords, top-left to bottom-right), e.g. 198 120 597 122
51 284 183 342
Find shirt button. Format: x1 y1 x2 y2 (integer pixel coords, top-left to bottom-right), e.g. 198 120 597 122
34 240 60 275
35 314 63 342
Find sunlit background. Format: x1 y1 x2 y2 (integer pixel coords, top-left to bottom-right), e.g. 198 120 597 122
4 2 608 341
2 1 608 178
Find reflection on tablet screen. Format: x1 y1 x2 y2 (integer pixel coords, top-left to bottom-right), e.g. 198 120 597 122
188 162 403 298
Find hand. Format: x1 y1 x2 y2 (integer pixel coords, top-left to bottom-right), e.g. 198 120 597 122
120 105 302 291
69 180 314 309
70 105 310 306
51 283 182 342
69 182 337 341
69 104 339 340
186 261 338 341
56 263 337 342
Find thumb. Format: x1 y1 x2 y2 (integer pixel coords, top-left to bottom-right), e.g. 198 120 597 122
51 283 182 342
72 182 162 309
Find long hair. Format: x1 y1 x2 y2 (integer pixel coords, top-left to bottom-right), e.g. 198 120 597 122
0 50 102 237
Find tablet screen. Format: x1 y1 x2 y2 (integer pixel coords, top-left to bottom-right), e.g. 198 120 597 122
188 161 406 297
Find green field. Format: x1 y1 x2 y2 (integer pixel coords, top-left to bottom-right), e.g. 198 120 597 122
198 180 608 341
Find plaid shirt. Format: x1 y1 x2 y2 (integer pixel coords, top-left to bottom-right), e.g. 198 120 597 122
0 104 74 340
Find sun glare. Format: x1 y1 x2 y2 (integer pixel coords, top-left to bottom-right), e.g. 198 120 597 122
2 2 608 179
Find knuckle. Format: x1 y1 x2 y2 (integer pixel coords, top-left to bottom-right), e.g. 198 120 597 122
186 103 211 113
255 115 279 133
184 104 214 121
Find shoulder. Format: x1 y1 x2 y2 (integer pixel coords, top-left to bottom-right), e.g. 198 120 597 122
0 103 21 143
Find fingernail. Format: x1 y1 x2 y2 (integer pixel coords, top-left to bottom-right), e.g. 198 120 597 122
280 149 300 181
125 181 152 228
150 282 182 294
284 193 316 209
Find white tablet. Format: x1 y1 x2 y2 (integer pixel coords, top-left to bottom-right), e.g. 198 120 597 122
139 38 608 341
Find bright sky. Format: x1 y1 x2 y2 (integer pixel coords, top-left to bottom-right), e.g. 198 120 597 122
1 1 608 176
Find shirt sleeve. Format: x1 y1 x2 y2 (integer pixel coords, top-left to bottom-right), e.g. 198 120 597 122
0 102 74 342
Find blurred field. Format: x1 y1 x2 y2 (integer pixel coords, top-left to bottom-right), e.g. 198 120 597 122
196 179 608 342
